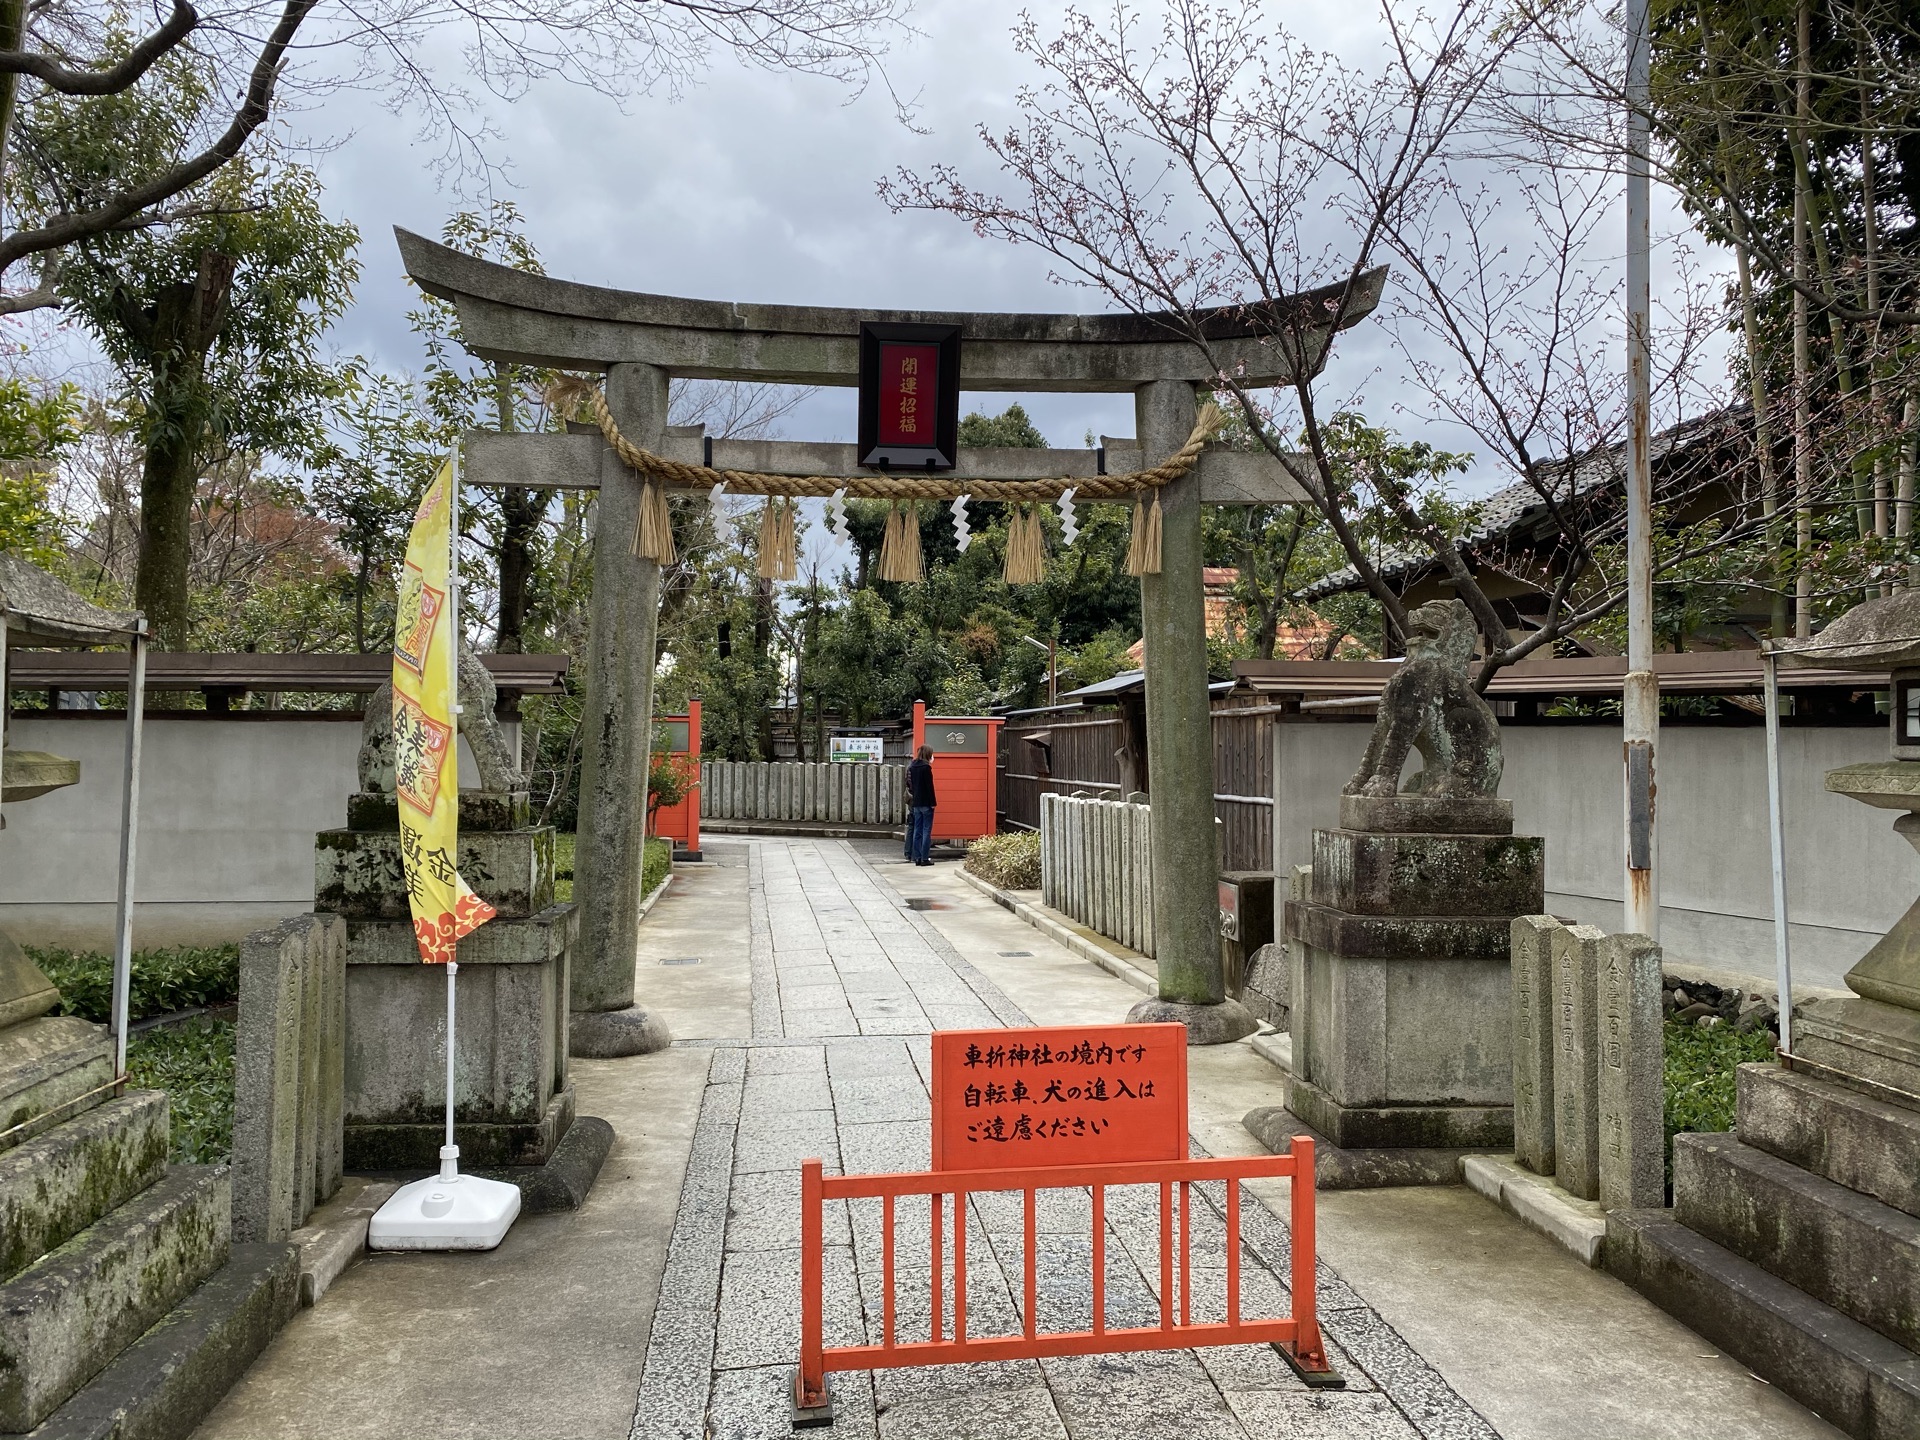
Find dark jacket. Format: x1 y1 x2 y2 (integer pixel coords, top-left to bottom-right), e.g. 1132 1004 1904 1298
907 757 937 809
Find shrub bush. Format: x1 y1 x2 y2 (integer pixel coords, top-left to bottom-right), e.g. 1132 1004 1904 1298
28 944 239 1025
642 836 672 899
128 1018 234 1163
965 831 1041 890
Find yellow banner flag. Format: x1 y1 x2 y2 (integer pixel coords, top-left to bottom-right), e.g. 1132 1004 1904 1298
393 456 495 963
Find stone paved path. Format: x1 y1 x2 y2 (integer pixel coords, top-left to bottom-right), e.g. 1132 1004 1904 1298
629 839 1500 1440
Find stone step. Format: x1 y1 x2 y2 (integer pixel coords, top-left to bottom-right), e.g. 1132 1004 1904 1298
0 1019 113 1153
1673 1133 1920 1352
1607 1207 1920 1440
0 1166 231 1433
25 1243 298 1440
1738 1062 1920 1219
0 1092 170 1283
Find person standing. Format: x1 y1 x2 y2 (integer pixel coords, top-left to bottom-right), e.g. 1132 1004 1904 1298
906 744 937 866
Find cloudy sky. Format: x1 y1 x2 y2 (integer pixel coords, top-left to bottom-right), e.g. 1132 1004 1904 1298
15 0 1721 530
276 0 1715 477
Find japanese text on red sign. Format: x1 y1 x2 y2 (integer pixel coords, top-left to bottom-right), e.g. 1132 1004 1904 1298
876 343 940 447
931 1023 1187 1170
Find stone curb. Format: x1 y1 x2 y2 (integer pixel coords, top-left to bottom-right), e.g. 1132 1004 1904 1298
289 1177 398 1307
507 1115 615 1214
699 819 903 839
1461 1154 1607 1268
636 870 674 924
1250 1029 1293 1075
954 868 1158 995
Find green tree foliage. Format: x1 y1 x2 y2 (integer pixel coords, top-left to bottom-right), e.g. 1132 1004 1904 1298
405 203 567 653
308 369 439 652
0 377 81 565
14 54 359 646
1643 0 1920 625
957 401 1047 448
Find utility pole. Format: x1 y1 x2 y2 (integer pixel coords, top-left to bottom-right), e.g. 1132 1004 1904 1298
1624 0 1660 937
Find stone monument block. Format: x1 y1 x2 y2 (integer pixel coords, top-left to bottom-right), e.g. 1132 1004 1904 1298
314 825 555 921
1510 915 1558 1176
1597 932 1664 1210
1551 923 1603 1201
232 913 345 1244
342 887 575 1170
1313 830 1542 917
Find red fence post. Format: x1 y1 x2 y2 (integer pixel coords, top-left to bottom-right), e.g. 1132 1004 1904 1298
1279 1136 1341 1386
793 1159 832 1425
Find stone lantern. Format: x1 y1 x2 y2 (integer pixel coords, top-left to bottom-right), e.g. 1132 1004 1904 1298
1777 592 1920 1085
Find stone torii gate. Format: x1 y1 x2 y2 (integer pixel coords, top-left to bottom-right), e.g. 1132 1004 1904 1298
398 228 1382 1055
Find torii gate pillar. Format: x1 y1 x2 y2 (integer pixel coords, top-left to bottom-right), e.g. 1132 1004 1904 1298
569 362 673 1057
1129 381 1256 1041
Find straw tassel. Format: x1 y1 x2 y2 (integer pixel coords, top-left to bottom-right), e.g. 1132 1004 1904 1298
631 480 676 565
1125 493 1163 576
1003 503 1048 585
756 498 798 581
877 501 924 583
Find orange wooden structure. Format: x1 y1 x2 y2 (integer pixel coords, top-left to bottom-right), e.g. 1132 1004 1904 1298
793 1023 1337 1423
650 699 701 857
910 700 1002 843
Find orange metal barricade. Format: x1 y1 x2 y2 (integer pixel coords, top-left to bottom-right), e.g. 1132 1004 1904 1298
793 1139 1335 1422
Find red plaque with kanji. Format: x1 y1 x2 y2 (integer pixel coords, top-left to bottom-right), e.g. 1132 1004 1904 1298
875 342 939 447
930 1022 1188 1171
856 321 961 469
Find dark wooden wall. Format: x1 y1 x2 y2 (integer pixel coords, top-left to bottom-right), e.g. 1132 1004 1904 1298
997 695 1276 872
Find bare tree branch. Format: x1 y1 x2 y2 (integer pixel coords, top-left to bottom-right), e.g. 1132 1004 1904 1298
0 0 197 93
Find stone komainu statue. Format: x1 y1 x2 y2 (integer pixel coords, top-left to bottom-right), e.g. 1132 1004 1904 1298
1344 599 1502 799
359 632 524 794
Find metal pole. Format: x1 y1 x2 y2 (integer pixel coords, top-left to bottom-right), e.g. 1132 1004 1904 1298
0 610 10 833
1624 0 1660 938
445 959 459 1154
110 621 148 1077
1763 650 1794 1058
445 441 463 1173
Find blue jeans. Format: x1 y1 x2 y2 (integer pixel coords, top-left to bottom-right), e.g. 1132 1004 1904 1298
907 806 935 864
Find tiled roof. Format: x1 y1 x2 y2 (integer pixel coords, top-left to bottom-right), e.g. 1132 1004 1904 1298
1297 407 1748 600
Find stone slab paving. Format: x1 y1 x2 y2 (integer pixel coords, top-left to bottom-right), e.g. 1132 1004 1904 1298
632 839 1499 1440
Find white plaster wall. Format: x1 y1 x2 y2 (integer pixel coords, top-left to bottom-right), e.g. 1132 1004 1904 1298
0 715 502 949
1274 717 1902 992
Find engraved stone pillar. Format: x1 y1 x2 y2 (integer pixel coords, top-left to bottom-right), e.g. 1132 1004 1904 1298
1551 923 1603 1201
1510 915 1558 1177
1597 931 1665 1209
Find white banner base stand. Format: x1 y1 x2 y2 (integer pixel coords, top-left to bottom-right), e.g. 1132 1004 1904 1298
370 1143 521 1251
368 964 520 1251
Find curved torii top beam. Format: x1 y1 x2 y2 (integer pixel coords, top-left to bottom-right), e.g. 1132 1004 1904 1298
395 228 1385 393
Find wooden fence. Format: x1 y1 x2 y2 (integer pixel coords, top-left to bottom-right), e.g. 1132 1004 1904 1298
700 761 906 826
999 697 1274 872
1040 793 1156 958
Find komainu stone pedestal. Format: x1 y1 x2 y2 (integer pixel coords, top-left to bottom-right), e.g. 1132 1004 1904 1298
316 791 577 1170
1279 795 1543 1173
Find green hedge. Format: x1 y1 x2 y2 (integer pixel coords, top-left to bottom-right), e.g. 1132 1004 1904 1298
27 944 239 1025
553 833 671 906
128 1018 234 1164
1664 1014 1777 1141
642 837 672 900
965 831 1041 890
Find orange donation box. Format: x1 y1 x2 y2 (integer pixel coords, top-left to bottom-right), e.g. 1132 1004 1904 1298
911 700 1002 843
651 700 701 858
